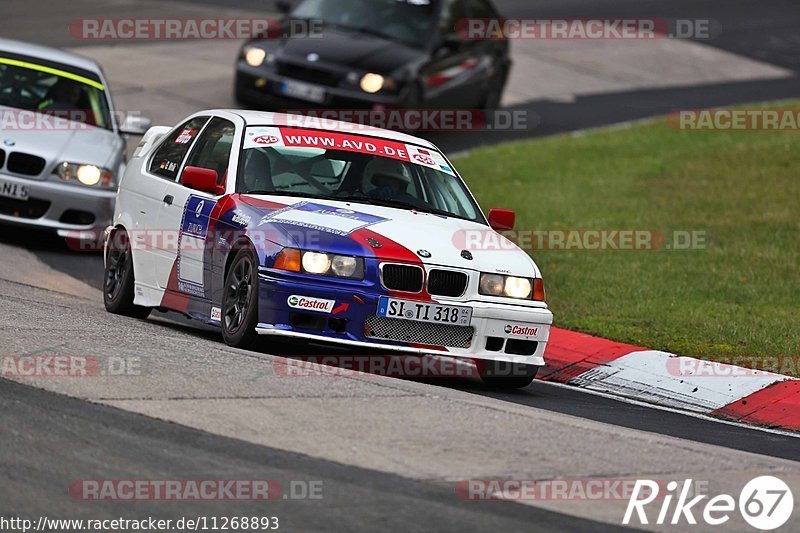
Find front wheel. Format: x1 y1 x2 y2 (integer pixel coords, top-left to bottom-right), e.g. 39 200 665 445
479 361 539 389
221 248 261 349
104 229 151 319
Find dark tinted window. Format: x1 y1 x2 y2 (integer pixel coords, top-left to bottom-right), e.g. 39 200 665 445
184 117 236 188
148 116 209 180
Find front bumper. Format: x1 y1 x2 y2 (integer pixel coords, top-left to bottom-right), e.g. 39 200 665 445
235 63 405 110
0 171 115 235
255 269 552 366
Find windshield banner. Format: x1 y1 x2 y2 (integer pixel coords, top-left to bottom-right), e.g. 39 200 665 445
244 126 456 176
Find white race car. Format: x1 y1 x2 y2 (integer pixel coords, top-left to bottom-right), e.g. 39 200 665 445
104 110 552 388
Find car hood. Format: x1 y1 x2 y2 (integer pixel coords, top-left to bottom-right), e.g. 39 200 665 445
0 116 122 178
266 26 424 74
238 195 540 278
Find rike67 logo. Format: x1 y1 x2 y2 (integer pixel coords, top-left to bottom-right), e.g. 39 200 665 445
623 476 794 530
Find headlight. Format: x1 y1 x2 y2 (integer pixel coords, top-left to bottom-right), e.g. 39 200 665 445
360 73 385 93
479 273 538 300
504 277 532 299
55 162 114 188
244 46 267 67
276 248 364 280
302 251 331 274
331 255 358 277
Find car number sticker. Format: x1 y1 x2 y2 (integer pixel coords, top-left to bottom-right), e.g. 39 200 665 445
177 194 217 297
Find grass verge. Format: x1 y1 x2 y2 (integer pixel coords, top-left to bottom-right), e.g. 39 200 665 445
455 102 800 375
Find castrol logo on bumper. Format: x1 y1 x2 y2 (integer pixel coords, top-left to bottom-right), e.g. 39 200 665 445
287 295 335 313
504 324 540 337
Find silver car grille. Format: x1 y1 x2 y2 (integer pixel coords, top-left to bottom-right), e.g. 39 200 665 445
365 315 474 348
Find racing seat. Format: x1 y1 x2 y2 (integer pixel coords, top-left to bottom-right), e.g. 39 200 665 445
243 149 273 192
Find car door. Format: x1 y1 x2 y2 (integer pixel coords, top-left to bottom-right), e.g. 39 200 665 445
135 115 210 288
422 0 485 108
155 117 237 298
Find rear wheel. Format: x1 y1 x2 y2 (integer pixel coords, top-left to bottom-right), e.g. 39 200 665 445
479 361 539 389
103 229 151 319
221 248 261 349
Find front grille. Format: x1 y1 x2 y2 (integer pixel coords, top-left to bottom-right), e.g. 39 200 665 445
365 315 474 348
381 264 424 292
277 62 342 87
0 197 50 219
7 152 46 176
427 269 468 297
0 149 6 168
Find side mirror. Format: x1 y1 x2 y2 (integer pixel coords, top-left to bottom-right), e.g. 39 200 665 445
182 166 223 195
488 208 515 231
119 114 152 136
276 0 291 14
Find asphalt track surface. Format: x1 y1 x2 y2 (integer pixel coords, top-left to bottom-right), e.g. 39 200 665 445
1 0 800 530
0 379 620 532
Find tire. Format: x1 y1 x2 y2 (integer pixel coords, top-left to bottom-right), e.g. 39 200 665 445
221 248 261 349
103 229 151 319
479 361 539 389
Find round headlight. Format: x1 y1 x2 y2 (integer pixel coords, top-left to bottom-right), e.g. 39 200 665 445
76 165 102 186
331 256 357 278
504 277 532 299
245 47 267 67
302 251 331 274
360 73 384 94
479 274 505 296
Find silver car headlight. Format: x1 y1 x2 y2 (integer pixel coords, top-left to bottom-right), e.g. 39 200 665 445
55 162 115 188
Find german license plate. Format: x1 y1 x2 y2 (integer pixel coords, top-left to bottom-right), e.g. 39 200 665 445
0 178 29 200
377 297 472 326
279 80 326 103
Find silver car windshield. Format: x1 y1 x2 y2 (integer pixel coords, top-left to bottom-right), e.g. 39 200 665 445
0 57 113 130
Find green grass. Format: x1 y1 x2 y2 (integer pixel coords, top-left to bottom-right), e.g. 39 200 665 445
454 102 800 371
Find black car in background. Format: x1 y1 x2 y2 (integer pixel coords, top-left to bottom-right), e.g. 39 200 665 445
235 0 510 112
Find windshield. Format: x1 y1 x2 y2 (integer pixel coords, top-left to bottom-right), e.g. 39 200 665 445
238 126 482 223
292 0 437 49
0 57 113 130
